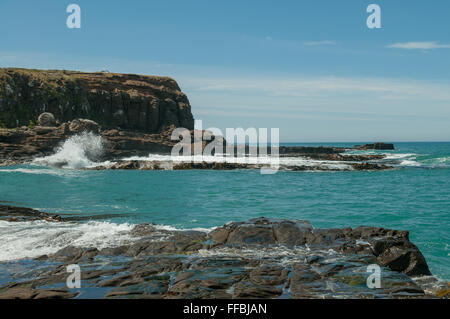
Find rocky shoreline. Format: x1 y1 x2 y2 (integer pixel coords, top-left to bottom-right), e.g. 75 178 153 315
0 205 448 299
0 117 394 171
86 159 392 172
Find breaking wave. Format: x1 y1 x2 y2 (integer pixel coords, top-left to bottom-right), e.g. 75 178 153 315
0 219 215 262
32 132 105 169
348 149 450 168
0 220 135 261
383 153 450 168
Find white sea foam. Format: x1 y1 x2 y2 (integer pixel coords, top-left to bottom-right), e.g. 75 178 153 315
400 160 420 166
32 132 105 169
0 220 135 261
397 156 450 168
0 168 70 176
152 224 215 233
383 153 416 160
0 219 218 262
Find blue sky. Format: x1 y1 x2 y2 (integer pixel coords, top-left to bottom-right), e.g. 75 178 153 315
1 0 449 142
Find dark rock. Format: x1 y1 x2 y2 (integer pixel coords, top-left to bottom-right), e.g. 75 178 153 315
375 240 432 276
354 143 395 150
227 224 276 245
0 205 62 222
249 264 288 286
50 246 99 263
209 228 231 245
272 220 312 246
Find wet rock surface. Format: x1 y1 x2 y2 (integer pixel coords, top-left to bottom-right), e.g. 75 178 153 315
0 209 446 299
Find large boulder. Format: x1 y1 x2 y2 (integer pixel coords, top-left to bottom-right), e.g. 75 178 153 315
37 112 56 127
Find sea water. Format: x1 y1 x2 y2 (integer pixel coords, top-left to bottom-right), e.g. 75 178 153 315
0 136 448 280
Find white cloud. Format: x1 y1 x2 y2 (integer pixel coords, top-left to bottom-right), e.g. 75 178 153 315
180 75 450 102
179 74 450 136
387 41 450 50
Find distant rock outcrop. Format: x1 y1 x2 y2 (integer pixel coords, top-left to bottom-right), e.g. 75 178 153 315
354 143 395 150
0 68 194 133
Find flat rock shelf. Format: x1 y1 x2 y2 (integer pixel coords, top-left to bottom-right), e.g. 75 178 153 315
0 205 448 299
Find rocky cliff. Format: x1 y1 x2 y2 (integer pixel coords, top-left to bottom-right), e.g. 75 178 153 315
0 68 194 132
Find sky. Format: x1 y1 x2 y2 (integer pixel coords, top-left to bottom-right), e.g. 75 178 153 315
0 0 449 142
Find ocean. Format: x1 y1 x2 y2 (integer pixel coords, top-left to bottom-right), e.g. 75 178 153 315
0 140 449 280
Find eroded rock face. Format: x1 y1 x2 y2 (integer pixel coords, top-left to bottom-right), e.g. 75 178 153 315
0 207 441 299
0 68 194 133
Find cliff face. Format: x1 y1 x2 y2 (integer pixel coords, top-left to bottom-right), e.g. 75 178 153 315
0 68 194 132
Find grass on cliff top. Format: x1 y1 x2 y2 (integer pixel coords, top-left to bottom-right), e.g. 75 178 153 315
0 68 76 87
0 68 177 85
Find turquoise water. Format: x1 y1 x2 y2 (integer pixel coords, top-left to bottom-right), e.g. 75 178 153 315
0 142 449 279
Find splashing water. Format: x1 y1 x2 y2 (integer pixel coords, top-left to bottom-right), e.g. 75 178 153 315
0 220 136 261
33 132 105 169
